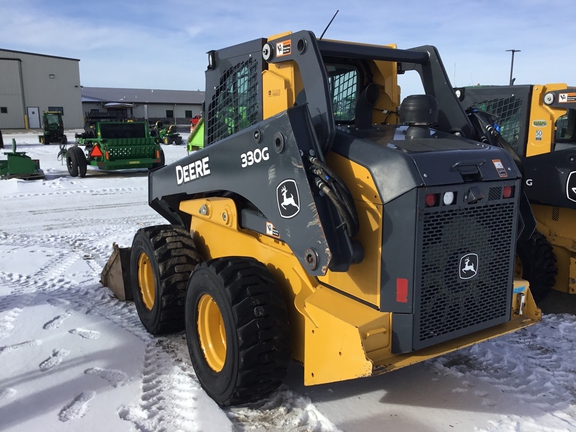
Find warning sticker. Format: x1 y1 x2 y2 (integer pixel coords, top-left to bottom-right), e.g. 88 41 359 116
266 221 280 238
276 40 292 57
492 159 508 178
559 93 576 103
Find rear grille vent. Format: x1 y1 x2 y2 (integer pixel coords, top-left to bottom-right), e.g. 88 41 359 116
488 187 502 201
416 201 515 348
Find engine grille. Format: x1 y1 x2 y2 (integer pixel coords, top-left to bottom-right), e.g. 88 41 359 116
414 200 515 350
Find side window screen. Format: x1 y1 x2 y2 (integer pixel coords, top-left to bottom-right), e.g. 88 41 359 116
327 64 358 122
207 58 259 145
555 109 576 144
470 96 524 153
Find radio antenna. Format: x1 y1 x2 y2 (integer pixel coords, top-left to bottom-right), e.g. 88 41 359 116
319 10 339 40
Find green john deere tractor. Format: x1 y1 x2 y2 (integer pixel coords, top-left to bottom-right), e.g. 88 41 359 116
151 121 183 145
38 111 67 145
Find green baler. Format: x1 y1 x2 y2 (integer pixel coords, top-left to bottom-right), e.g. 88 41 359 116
64 121 165 177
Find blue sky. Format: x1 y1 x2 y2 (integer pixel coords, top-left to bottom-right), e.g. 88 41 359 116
1 0 575 93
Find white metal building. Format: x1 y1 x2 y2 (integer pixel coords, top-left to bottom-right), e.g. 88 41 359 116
0 48 84 129
81 87 204 126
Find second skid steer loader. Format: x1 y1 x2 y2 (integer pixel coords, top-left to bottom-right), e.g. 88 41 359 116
457 83 576 300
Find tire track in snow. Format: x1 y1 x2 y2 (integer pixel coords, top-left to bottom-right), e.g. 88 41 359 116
0 280 46 339
0 225 131 341
0 339 42 355
29 201 144 215
2 220 324 431
5 186 147 202
0 243 81 338
118 336 206 432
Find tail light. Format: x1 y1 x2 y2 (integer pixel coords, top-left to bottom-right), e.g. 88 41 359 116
425 193 438 207
503 186 514 199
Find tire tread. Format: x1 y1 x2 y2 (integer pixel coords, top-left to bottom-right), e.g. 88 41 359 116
195 257 290 406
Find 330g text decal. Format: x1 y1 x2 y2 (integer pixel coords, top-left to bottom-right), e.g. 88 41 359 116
241 147 269 168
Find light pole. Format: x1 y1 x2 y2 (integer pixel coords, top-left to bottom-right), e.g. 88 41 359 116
506 49 521 85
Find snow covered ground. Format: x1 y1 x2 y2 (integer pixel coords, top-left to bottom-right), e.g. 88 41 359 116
2 130 576 431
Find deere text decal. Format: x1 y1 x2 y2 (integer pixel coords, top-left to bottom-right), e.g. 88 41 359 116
176 156 210 185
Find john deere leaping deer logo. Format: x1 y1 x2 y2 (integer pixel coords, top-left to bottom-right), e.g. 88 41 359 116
459 253 479 280
276 179 300 218
567 171 576 203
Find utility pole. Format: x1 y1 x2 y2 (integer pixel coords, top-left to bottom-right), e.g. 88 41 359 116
506 49 521 85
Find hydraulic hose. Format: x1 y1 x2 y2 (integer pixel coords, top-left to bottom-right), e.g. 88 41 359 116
315 178 357 237
309 157 359 237
467 108 524 174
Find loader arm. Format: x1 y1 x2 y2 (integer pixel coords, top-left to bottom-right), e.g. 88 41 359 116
148 104 355 275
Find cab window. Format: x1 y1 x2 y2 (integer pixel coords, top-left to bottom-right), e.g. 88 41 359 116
555 109 576 144
326 63 358 122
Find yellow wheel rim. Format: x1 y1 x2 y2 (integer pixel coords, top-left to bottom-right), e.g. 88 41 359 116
137 252 155 310
514 255 523 279
197 294 227 372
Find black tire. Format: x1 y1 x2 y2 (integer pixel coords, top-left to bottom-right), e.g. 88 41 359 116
66 146 87 178
176 136 183 145
516 230 557 302
185 257 290 406
76 147 87 178
66 147 79 177
152 149 165 170
131 225 202 335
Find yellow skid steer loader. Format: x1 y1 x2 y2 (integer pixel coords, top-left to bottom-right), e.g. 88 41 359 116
102 30 540 407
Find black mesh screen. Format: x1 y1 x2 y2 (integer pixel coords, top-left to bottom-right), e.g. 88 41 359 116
471 96 523 151
206 58 260 145
416 201 515 348
488 186 502 201
329 65 358 122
